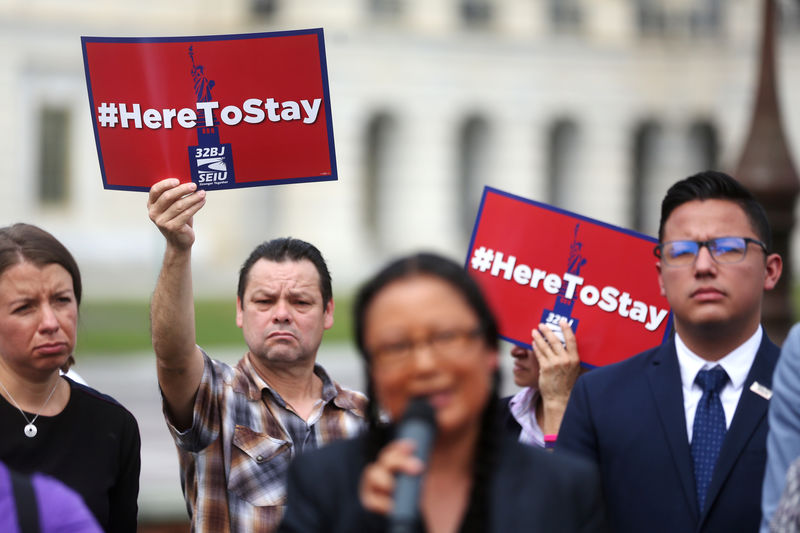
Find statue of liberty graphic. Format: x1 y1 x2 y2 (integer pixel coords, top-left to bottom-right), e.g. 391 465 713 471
190 47 215 103
540 223 586 343
187 46 234 187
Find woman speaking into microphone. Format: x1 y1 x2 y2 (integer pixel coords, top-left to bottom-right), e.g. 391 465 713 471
279 252 607 533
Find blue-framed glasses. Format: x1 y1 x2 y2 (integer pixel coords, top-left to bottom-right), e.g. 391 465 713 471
654 237 767 267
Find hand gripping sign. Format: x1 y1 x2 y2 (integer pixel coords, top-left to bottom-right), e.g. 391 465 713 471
81 29 336 191
466 187 672 368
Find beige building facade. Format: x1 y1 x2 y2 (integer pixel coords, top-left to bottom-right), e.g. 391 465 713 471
1 0 798 298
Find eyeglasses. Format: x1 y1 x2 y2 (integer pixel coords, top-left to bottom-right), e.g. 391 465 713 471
369 326 484 366
654 237 767 267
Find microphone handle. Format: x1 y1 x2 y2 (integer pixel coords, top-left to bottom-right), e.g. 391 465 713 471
388 418 435 533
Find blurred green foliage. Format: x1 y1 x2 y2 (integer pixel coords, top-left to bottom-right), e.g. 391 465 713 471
70 286 800 356
76 296 354 355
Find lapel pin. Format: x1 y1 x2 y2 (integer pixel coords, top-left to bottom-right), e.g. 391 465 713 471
750 381 773 400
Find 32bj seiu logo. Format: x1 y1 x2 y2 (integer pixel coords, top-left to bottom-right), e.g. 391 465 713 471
194 146 231 184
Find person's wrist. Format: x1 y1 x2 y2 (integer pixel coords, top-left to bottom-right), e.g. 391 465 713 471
541 396 569 411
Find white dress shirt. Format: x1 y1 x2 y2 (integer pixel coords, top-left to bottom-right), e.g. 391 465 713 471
676 326 762 443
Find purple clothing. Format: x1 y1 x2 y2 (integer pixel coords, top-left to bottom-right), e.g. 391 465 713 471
0 462 102 533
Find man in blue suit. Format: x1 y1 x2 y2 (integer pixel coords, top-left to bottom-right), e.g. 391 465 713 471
557 171 783 533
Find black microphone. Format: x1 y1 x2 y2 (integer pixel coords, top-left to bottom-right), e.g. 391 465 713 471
389 397 437 533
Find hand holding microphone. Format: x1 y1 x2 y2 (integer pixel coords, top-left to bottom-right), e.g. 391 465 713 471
358 397 437 532
389 397 437 533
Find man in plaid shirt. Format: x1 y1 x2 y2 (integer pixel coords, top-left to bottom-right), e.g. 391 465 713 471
147 179 367 532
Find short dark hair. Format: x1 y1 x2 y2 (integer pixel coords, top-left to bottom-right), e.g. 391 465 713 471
353 252 499 361
658 170 772 251
237 237 332 308
0 223 82 305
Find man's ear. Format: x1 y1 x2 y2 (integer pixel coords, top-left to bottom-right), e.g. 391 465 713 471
763 253 783 291
236 296 244 328
656 261 666 297
323 298 335 330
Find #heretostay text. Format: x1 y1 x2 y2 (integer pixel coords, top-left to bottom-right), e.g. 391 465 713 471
470 246 669 332
96 98 323 129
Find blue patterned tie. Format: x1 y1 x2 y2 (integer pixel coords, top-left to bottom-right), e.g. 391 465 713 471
691 366 729 512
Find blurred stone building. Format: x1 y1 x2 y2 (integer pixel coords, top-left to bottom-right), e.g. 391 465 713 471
1 0 798 299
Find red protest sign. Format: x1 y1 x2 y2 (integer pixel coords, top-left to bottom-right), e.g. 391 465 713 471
81 29 336 191
466 187 672 368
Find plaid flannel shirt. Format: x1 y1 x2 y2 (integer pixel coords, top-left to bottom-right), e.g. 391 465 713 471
164 350 366 533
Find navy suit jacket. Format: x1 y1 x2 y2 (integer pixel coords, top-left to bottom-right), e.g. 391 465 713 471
557 333 779 533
